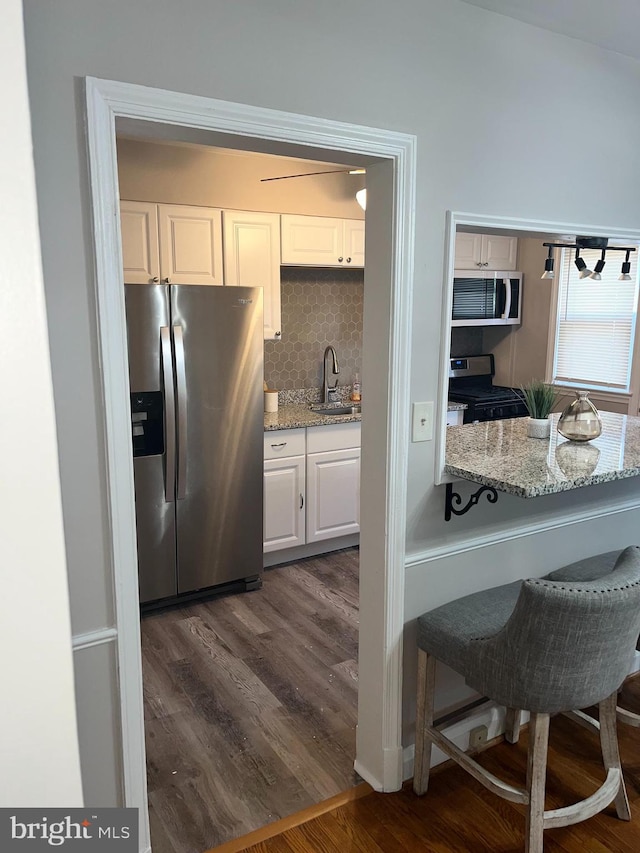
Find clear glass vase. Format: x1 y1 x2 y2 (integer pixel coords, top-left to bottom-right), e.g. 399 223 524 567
557 391 602 442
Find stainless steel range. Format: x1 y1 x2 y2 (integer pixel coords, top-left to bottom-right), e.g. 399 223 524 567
448 354 528 423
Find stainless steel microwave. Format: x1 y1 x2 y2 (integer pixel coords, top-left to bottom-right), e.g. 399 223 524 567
451 270 522 327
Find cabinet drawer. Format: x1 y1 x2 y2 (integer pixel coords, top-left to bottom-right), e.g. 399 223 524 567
306 422 361 453
264 428 306 459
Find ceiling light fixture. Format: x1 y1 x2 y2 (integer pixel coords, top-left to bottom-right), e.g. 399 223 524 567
540 245 554 279
356 188 367 210
620 250 632 281
589 250 606 280
541 237 636 282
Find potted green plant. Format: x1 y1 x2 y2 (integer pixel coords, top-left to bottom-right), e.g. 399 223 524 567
520 380 558 439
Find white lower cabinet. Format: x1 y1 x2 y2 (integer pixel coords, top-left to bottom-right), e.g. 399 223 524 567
263 455 305 553
263 423 361 553
305 423 360 543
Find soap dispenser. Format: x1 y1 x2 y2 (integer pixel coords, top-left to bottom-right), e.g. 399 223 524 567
350 373 361 403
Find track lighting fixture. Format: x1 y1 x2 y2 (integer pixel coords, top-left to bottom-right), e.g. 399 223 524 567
589 250 606 280
540 245 554 279
541 237 636 282
620 250 632 281
574 250 592 279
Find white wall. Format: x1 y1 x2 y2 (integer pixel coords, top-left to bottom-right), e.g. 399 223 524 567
0 0 82 807
21 0 640 804
117 138 366 218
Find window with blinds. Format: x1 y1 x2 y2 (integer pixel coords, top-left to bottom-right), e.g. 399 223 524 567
551 247 639 392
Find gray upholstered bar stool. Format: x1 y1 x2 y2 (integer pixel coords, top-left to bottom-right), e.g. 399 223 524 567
413 545 640 853
545 548 640 729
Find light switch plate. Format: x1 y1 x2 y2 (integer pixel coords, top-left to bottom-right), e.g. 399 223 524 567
412 401 434 442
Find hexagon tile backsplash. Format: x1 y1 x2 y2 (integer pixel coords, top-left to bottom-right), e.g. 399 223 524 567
264 267 363 393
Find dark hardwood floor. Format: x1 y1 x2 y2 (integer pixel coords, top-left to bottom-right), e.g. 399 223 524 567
226 677 640 853
141 547 360 853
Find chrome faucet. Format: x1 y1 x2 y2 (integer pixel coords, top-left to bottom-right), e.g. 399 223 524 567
322 345 340 403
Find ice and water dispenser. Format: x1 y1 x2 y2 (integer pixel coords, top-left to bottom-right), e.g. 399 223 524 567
130 391 164 458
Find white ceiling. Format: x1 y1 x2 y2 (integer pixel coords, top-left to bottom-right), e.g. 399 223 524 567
462 0 640 61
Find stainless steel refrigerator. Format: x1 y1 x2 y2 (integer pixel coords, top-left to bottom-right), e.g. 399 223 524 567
125 284 264 606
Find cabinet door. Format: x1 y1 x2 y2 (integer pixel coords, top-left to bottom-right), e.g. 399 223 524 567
263 455 305 553
306 447 360 543
482 235 518 271
454 232 483 270
158 204 224 285
281 214 343 266
120 201 160 284
223 211 282 341
343 219 365 268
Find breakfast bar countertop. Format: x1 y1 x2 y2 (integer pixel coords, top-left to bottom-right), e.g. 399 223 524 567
444 411 640 498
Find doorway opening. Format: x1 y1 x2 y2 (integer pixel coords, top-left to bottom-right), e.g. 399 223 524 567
85 77 415 853
119 136 367 848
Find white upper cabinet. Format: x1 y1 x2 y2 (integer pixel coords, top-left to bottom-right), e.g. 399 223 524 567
121 201 223 285
343 219 365 267
158 204 224 286
281 214 365 267
454 232 518 271
120 201 160 284
223 210 282 341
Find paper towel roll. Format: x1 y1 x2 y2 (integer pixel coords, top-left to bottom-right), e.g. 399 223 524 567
264 390 278 413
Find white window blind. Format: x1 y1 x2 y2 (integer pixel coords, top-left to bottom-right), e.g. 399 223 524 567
552 247 639 392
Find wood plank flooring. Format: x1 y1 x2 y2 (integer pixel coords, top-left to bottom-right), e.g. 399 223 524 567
227 677 640 853
141 547 360 853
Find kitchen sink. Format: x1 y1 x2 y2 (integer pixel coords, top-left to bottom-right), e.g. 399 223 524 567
310 404 361 417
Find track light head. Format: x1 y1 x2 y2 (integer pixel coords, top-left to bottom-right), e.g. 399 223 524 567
619 250 633 281
574 253 592 278
541 247 554 279
589 251 606 280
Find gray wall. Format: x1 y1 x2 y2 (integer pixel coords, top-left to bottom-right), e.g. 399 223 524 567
21 0 640 805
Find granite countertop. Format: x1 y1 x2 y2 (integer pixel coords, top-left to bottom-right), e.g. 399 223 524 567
447 401 468 411
444 411 640 498
264 403 361 431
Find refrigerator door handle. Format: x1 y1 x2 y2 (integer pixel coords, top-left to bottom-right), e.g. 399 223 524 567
160 326 176 503
173 324 188 500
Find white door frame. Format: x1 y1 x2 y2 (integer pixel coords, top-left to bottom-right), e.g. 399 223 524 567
85 76 416 853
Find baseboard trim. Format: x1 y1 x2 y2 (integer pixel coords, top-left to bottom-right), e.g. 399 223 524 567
72 627 118 651
406 495 640 567
204 782 373 853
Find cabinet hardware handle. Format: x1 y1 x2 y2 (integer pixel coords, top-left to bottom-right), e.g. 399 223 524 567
164 277 171 283
300 493 304 509
275 331 281 337
346 257 352 263
151 276 160 283
483 262 489 266
477 262 482 267
270 442 287 449
338 256 344 263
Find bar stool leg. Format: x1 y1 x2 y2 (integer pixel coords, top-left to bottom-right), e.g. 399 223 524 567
599 691 631 821
413 649 436 795
505 707 521 744
525 712 550 853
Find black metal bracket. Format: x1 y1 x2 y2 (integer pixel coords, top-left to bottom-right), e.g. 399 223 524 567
445 482 498 521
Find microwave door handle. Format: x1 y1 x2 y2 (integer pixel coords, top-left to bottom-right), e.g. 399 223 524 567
501 278 511 320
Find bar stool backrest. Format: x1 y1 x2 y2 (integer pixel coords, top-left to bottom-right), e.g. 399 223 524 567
469 545 640 714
